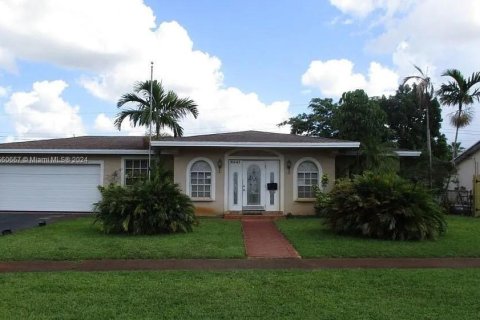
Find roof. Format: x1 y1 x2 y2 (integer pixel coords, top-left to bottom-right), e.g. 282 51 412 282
152 130 359 148
455 140 480 164
0 136 149 154
0 131 360 154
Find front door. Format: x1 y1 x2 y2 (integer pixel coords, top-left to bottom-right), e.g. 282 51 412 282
228 160 279 212
242 161 265 210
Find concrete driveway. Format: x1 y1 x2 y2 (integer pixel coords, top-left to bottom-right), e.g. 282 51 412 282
0 213 70 235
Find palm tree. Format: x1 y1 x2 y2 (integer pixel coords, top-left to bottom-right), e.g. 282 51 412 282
403 66 434 187
114 80 198 137
437 69 480 160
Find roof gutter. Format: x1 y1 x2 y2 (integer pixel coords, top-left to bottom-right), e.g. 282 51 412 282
151 141 360 148
341 150 422 157
0 149 151 155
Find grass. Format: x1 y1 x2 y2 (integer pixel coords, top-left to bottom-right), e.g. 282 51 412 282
277 216 480 258
0 217 244 261
1 269 479 319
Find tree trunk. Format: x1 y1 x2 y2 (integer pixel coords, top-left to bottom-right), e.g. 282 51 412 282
444 101 463 205
452 101 462 162
426 102 433 188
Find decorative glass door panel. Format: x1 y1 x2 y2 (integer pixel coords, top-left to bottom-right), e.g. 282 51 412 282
228 160 279 211
228 160 242 211
246 164 261 205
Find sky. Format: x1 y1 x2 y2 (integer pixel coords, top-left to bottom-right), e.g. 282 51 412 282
0 0 479 148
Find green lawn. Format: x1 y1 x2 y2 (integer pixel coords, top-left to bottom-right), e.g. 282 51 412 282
0 217 244 261
1 269 479 319
277 216 480 258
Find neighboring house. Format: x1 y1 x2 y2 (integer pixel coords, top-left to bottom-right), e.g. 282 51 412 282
451 141 480 217
0 131 360 216
453 140 480 191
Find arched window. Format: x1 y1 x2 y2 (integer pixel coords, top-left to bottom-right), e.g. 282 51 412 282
187 159 214 200
295 159 320 199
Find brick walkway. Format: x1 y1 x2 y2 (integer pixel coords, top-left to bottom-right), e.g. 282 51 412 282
242 219 300 259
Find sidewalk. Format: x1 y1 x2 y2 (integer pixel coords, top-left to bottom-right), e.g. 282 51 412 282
2 258 480 273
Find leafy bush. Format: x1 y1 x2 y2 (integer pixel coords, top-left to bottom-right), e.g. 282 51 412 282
319 172 447 241
94 165 196 235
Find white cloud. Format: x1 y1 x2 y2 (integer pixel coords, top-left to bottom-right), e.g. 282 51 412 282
94 113 115 132
0 0 155 72
329 0 379 18
80 21 223 102
301 59 398 97
371 1 480 75
0 1 291 136
328 0 480 148
94 113 146 136
329 0 480 79
0 47 16 73
4 80 84 140
329 0 413 19
0 85 8 98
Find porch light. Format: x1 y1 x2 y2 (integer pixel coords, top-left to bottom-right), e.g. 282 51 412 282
287 160 292 173
217 159 223 172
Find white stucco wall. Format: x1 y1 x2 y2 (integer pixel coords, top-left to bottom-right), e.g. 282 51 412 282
455 149 480 191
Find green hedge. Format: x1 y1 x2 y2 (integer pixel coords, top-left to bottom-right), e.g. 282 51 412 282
94 165 196 235
318 172 447 241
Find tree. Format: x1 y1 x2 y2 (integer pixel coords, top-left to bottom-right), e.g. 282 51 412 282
115 80 199 137
449 142 465 158
378 85 451 190
281 87 451 186
280 90 394 175
333 89 389 143
437 69 480 160
278 98 337 137
403 66 434 187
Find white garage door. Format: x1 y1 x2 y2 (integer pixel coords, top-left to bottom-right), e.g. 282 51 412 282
0 164 102 212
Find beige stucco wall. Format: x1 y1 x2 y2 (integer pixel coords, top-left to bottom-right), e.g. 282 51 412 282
282 149 336 215
173 148 226 216
0 149 337 216
171 147 337 216
455 149 480 191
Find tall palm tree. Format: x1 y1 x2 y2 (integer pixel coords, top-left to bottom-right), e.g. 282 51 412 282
114 80 199 137
403 65 434 187
437 69 480 160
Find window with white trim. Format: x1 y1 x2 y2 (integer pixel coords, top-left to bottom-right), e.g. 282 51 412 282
190 160 212 199
124 159 148 185
297 161 319 198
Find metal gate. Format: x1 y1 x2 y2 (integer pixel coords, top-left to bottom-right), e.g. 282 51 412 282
474 175 480 217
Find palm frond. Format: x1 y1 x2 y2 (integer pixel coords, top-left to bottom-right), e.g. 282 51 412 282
114 109 143 130
115 79 198 137
449 107 474 128
117 93 148 108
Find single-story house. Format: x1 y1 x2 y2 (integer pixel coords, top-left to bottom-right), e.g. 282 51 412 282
0 131 360 216
0 130 419 216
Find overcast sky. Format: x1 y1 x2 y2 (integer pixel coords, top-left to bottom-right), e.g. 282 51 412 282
0 0 479 147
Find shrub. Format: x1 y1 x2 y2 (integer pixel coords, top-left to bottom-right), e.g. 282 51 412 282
94 165 196 235
320 172 447 241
